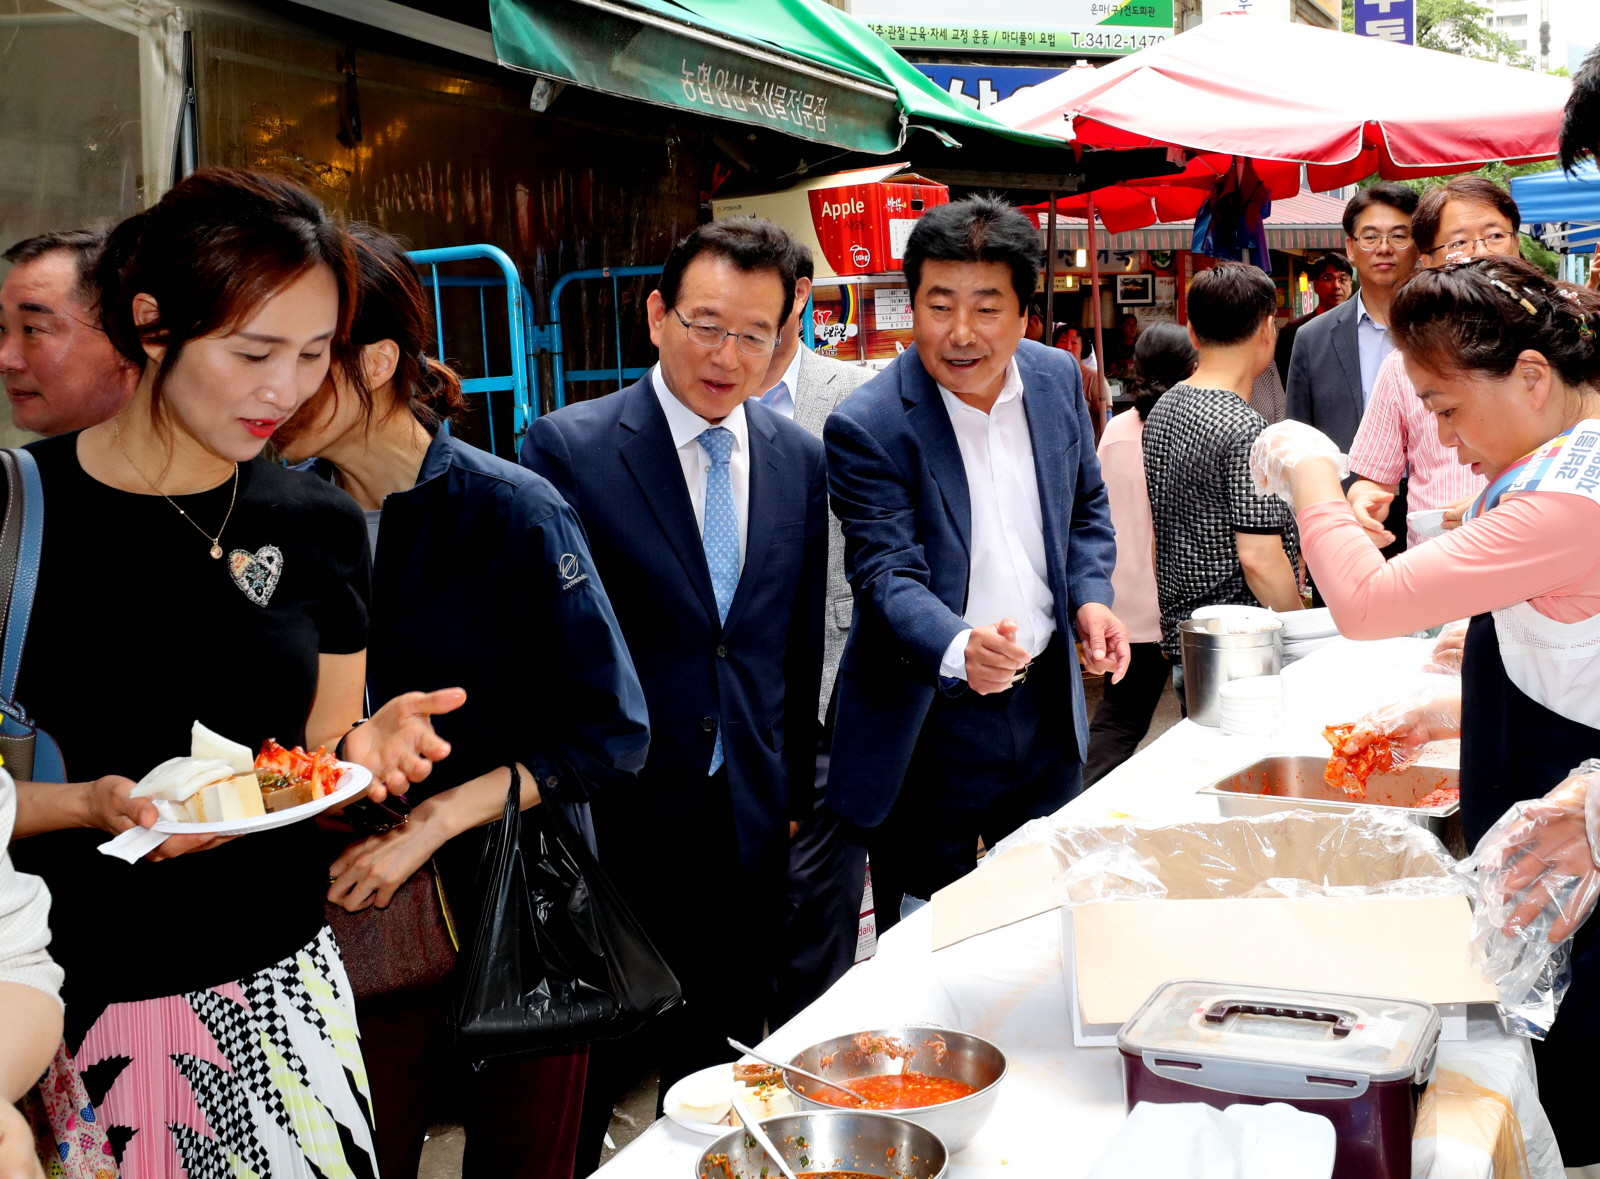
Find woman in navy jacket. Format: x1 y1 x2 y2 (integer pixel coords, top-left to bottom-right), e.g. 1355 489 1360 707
277 225 649 1179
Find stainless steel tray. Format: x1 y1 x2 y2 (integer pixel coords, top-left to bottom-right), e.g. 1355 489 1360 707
1197 755 1465 859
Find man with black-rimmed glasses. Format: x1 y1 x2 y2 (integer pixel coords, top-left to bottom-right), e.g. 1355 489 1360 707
1286 184 1420 452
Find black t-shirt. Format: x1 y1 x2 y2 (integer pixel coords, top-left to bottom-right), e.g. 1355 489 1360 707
7 433 369 1035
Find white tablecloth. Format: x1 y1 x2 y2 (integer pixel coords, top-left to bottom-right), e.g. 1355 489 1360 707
595 638 1562 1178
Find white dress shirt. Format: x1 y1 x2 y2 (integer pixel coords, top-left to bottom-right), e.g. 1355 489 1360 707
651 365 750 573
758 346 805 421
936 360 1056 680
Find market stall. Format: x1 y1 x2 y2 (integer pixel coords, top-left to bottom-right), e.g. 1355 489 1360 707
593 636 1561 1179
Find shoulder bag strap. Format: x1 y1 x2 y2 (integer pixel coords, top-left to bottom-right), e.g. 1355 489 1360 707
0 448 42 706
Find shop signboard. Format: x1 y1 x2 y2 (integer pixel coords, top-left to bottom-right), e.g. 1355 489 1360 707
858 0 1174 57
1353 0 1415 44
913 65 1065 110
711 163 949 278
491 0 906 153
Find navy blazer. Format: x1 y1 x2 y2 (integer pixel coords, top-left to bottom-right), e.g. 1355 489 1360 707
1285 295 1364 452
824 340 1117 829
520 377 828 880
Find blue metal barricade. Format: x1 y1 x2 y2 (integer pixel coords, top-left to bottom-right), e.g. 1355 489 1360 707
529 265 664 410
409 245 532 457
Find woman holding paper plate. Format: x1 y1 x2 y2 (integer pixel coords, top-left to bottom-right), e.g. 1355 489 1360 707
1251 255 1600 1166
6 170 464 1179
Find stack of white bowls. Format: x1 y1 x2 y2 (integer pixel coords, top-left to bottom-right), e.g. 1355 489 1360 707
1276 607 1341 664
1217 675 1284 737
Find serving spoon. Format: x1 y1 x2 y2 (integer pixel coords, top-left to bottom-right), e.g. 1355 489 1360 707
727 1037 864 1105
730 1098 803 1179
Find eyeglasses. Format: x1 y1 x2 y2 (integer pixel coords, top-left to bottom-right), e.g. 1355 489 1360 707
1432 231 1517 258
671 308 779 357
1352 230 1414 251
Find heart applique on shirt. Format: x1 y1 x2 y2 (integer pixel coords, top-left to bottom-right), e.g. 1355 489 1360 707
228 545 283 607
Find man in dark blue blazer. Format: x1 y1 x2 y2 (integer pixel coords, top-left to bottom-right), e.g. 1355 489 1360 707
1285 184 1419 453
825 197 1128 931
521 218 827 1165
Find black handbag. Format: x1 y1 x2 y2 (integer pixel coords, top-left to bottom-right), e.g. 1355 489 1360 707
452 765 682 1067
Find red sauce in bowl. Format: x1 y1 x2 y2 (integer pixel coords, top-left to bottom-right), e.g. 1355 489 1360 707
809 1072 978 1110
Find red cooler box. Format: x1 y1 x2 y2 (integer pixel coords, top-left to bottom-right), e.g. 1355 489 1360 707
1118 980 1439 1179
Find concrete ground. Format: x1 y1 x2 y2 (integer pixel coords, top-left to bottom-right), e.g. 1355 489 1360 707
419 673 1184 1177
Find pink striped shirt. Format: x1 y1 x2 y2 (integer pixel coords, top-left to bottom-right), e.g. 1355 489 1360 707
1346 350 1486 547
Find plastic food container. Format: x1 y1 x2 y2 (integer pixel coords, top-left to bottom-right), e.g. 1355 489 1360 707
1119 980 1439 1179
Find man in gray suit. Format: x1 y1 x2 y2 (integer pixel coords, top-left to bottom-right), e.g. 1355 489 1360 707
1285 184 1419 453
754 249 874 1020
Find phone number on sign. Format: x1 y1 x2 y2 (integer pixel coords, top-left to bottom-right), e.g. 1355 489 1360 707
867 23 1171 52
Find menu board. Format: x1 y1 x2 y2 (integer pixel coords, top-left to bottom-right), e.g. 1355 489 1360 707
874 287 912 330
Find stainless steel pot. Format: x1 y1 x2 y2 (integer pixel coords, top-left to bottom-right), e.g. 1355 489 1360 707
691 1111 948 1179
1197 754 1465 858
784 1027 1005 1154
1179 617 1283 727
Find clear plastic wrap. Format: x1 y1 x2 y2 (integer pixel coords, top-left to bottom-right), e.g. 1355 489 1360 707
1042 809 1468 906
1462 760 1600 1038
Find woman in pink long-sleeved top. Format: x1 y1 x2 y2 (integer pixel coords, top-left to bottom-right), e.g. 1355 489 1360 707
1252 256 1600 1165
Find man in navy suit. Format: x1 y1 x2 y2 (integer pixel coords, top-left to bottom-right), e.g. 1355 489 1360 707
825 196 1128 931
521 218 827 1169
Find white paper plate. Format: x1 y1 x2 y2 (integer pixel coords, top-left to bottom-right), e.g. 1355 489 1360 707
1219 675 1282 699
1283 635 1342 656
663 1064 738 1137
1408 508 1448 539
151 762 373 835
1276 607 1338 639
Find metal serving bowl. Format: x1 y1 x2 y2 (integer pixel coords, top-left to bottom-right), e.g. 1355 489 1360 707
785 1027 1006 1153
692 1111 948 1179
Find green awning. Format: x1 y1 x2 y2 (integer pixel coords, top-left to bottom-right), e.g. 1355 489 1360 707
489 0 1063 156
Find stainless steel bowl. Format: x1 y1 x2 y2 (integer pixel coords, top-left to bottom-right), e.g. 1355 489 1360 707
785 1027 1006 1153
692 1111 947 1179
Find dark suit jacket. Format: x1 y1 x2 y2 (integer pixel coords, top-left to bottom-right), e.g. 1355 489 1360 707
520 378 827 883
1285 295 1364 452
823 340 1117 829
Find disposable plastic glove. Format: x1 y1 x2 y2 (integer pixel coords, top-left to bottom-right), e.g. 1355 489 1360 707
1467 761 1600 1036
1250 420 1352 503
1422 621 1470 676
1476 761 1600 944
1352 687 1462 766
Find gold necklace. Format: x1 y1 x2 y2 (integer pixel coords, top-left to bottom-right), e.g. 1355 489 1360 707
113 416 239 559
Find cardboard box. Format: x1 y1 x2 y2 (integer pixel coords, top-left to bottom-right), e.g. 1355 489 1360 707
929 814 1497 1047
712 163 949 279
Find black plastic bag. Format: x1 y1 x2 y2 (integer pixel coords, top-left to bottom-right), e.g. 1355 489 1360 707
453 767 682 1067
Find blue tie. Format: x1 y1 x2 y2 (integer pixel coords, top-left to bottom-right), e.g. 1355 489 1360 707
698 426 739 774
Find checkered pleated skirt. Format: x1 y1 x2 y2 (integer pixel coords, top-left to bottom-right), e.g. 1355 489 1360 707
72 927 377 1179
